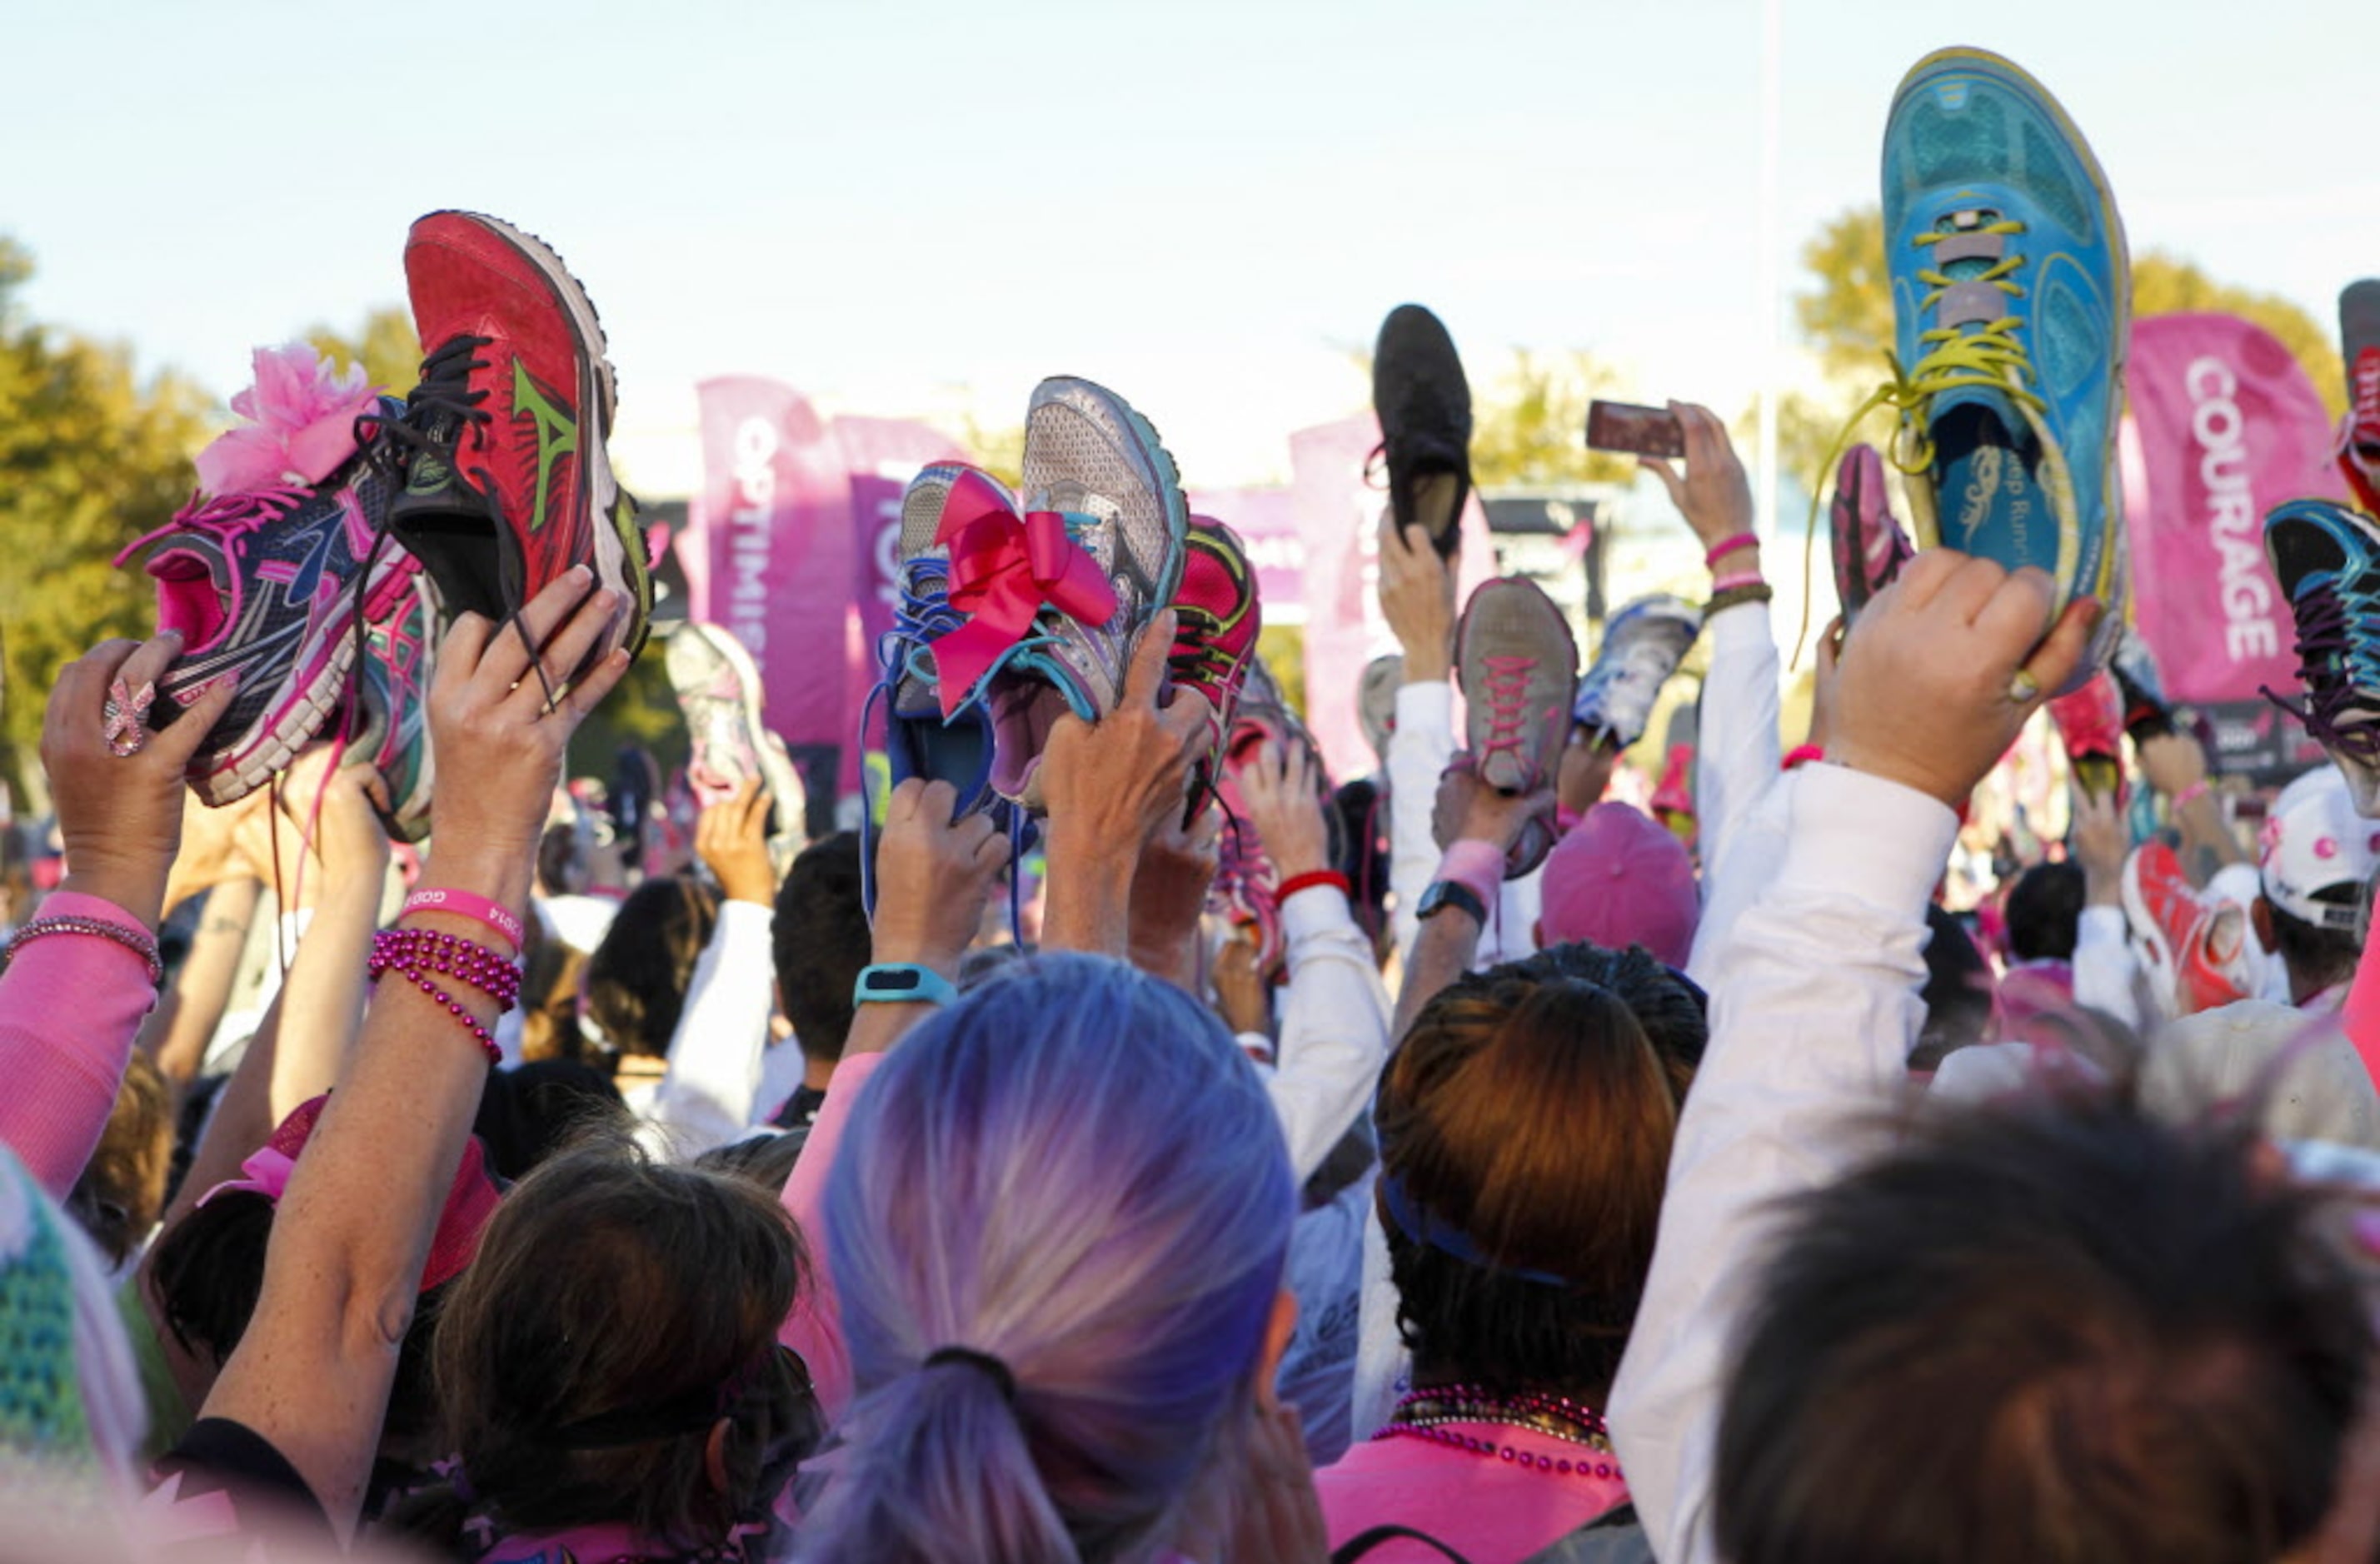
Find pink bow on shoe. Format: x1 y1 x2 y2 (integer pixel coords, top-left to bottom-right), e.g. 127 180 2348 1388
930 468 1118 717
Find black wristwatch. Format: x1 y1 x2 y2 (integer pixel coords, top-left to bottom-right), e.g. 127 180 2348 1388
1415 879 1488 924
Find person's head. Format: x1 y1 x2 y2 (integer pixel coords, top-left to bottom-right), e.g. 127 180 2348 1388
516 914 589 1063
426 1134 810 1550
2003 860 2083 964
1378 943 1704 1398
1910 905 1993 1072
795 952 1296 1564
771 832 867 1069
585 876 719 1060
1358 654 1403 767
147 1097 501 1456
692 1131 806 1193
1717 1091 2372 1564
472 1058 627 1180
65 1052 173 1268
536 820 583 899
1534 804 1700 968
2255 765 2375 1002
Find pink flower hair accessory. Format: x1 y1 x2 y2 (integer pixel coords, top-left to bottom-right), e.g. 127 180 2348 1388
192 342 383 498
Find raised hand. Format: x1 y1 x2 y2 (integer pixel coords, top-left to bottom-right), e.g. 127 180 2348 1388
1431 751 1555 854
1235 738 1330 880
1639 401 1756 555
1040 613 1213 954
1830 550 2099 809
42 630 239 928
871 778 1010 975
1377 511 1457 684
697 777 777 907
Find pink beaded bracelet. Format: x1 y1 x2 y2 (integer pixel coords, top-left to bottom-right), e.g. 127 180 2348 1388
369 929 521 1012
371 963 502 1065
3 915 163 985
400 889 526 956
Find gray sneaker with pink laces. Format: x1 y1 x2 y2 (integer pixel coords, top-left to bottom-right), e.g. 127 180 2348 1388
1456 577 1578 879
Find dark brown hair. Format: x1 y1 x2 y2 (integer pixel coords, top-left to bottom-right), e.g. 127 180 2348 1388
585 876 719 1059
1379 942 1702 1397
1716 1090 2372 1564
419 1133 810 1549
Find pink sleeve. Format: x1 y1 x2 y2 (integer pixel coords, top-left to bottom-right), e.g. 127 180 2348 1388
2341 930 2380 1088
776 1050 886 1424
0 893 159 1201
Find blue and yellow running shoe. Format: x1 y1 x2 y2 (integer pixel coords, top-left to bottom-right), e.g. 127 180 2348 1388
2263 498 2380 817
1874 47 2130 687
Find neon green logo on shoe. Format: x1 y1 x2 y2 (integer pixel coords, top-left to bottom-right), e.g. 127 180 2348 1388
511 359 579 534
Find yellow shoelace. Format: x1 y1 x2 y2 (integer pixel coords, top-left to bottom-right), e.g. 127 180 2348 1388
1794 218 2041 663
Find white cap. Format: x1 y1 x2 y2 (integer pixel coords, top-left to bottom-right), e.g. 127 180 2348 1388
2259 767 2380 933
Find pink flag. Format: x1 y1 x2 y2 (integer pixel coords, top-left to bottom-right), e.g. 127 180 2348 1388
1187 487 1306 624
831 417 967 794
2123 313 2348 773
1289 413 1494 783
696 377 854 758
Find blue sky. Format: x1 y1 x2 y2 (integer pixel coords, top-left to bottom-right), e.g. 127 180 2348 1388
7 0 2374 491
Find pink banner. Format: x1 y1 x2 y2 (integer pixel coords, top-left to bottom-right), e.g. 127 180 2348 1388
696 377 854 757
1187 487 1305 623
1288 413 1494 783
2123 312 2348 706
829 416 968 793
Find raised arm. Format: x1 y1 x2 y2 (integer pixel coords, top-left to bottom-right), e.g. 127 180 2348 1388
0 630 235 1199
1610 552 2101 1563
195 570 629 1534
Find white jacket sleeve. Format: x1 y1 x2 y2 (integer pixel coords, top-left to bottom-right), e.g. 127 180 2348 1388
1262 884 1394 1184
1387 681 1458 970
1609 764 1955 1564
2070 904 2143 1029
1691 600 1783 880
633 899 776 1162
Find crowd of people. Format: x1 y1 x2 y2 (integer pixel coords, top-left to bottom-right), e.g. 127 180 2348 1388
9 41 2380 1564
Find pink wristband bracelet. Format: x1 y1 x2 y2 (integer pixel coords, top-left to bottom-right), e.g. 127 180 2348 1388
1704 532 1759 568
1434 839 1507 909
402 889 526 954
2172 780 2213 811
1782 744 1825 771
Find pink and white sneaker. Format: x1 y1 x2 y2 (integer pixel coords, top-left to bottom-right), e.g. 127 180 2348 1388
119 346 411 807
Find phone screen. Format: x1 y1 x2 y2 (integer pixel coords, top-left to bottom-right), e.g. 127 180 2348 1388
1585 400 1686 461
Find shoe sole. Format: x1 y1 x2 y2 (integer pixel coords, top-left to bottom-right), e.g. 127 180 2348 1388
1894 48 2131 626
447 212 639 659
667 623 770 792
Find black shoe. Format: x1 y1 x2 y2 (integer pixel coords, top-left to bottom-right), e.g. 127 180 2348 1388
1371 304 1474 560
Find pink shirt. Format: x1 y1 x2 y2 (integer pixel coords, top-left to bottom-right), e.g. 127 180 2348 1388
0 892 157 1201
1318 1422 1631 1563
775 1048 886 1423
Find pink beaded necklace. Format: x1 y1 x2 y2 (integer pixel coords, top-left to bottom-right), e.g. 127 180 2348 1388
1371 1385 1624 1484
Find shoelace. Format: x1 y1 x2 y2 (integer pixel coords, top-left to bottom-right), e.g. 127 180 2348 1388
2262 580 2380 760
113 483 310 565
2338 351 2380 464
358 335 496 473
1477 655 1538 775
1796 216 2038 661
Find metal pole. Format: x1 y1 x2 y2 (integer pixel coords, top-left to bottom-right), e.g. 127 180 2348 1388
1755 0 1784 548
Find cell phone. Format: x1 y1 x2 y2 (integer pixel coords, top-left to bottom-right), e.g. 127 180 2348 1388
1585 400 1686 461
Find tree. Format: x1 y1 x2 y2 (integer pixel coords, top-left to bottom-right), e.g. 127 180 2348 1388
305 307 422 395
0 238 213 799
1469 351 1638 489
1776 205 2348 499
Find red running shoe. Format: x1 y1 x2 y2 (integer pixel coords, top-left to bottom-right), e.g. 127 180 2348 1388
2122 839 2253 1018
2048 670 2126 804
2341 280 2380 516
1829 442 1913 621
377 212 650 669
1170 516 1262 794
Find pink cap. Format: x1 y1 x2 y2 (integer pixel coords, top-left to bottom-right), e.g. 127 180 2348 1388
1538 803 1699 969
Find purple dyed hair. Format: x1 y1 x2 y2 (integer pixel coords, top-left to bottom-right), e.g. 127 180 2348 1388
794 952 1296 1564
